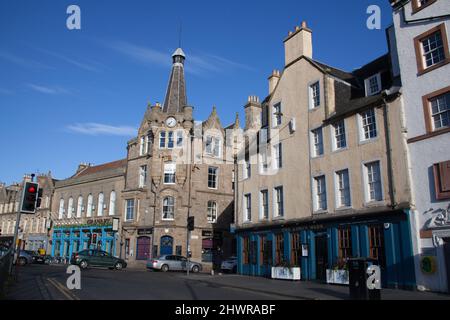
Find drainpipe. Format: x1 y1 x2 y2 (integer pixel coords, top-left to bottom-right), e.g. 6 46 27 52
381 92 397 209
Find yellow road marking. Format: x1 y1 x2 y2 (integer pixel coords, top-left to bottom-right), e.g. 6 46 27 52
47 278 80 300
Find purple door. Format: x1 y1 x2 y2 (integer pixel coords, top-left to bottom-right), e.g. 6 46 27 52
136 236 151 260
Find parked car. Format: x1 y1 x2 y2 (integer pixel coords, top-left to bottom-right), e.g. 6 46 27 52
70 249 127 270
16 250 34 266
220 256 238 273
147 255 202 273
31 252 52 265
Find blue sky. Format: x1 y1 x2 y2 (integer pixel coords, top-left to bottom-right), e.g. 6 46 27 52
0 0 393 184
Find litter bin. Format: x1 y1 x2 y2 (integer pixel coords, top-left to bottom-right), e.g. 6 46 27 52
347 258 381 300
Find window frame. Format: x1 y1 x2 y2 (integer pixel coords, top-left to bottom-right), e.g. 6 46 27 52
207 200 218 223
433 161 450 200
363 160 384 203
208 166 219 189
273 142 283 169
422 86 450 134
244 193 252 222
164 163 176 185
139 165 148 188
125 199 135 221
332 120 347 151
414 23 450 76
411 0 437 14
273 186 284 218
259 189 269 220
358 108 378 142
311 126 324 157
272 102 282 128
364 73 381 97
335 169 351 208
309 81 321 109
162 196 175 221
313 175 327 212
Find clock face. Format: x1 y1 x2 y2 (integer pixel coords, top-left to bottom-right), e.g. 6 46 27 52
166 117 177 128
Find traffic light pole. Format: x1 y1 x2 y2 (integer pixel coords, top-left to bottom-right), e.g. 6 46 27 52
9 190 23 275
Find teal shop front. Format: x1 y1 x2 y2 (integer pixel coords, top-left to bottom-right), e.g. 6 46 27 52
51 225 117 258
236 209 416 289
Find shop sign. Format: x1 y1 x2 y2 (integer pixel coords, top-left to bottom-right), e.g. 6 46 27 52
86 218 113 227
138 228 152 235
202 230 213 237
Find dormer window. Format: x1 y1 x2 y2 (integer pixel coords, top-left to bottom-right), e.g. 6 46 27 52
205 135 221 157
365 73 381 96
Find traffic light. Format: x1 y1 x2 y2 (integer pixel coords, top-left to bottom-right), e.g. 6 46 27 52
36 188 43 208
187 216 194 231
20 182 39 214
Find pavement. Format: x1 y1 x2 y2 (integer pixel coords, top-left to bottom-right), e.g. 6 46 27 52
3 264 450 300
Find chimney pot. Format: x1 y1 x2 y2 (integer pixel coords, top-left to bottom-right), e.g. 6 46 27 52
301 21 307 28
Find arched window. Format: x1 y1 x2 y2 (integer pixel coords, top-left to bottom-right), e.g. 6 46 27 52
109 191 116 216
58 198 65 219
162 196 175 220
87 194 93 217
77 196 83 218
98 192 104 217
207 201 217 223
67 197 74 219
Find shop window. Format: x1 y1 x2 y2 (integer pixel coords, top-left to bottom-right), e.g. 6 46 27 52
433 160 450 200
275 234 284 265
291 233 301 266
125 239 130 259
242 236 250 265
338 227 352 260
368 225 386 268
250 240 257 265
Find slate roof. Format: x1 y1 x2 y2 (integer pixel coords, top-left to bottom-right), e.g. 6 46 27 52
162 48 187 114
73 159 127 178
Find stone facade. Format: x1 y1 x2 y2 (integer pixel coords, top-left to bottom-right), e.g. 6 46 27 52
235 21 417 289
0 173 54 253
390 0 450 293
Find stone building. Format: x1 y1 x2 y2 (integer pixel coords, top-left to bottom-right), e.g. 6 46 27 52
48 48 235 269
390 0 450 293
122 48 235 268
0 173 55 253
235 21 417 288
50 160 126 258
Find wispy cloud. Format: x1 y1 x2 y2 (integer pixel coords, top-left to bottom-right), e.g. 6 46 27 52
27 83 71 95
66 123 137 136
105 40 254 76
0 51 51 70
34 48 103 72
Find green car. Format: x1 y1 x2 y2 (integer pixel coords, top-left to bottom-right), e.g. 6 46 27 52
70 249 127 270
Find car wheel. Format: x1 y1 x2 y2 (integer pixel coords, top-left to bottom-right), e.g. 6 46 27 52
191 265 200 273
161 264 169 272
114 262 123 270
17 257 27 266
79 260 88 269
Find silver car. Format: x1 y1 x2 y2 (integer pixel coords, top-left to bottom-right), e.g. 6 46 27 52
147 255 202 273
221 256 238 273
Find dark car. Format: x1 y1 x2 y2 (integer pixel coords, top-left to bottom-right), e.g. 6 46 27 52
70 249 127 270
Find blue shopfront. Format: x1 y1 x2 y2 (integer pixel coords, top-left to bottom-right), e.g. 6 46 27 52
51 225 117 258
237 209 416 289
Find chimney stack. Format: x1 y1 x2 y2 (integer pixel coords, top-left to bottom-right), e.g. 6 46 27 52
284 20 313 66
244 96 261 130
268 70 281 94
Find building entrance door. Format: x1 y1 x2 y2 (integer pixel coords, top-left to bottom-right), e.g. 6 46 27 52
444 238 450 293
136 236 151 260
315 233 328 281
160 236 173 256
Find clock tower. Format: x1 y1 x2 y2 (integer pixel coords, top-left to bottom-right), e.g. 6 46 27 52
121 48 236 269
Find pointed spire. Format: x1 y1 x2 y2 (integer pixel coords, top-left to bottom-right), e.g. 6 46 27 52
234 112 240 128
163 48 187 114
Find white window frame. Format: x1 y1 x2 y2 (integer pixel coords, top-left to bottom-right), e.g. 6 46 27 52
139 165 148 188
67 197 74 219
310 127 324 157
421 30 446 69
139 136 145 156
430 93 450 131
87 194 93 218
109 191 116 216
273 186 284 218
97 192 104 217
309 81 321 109
58 198 65 219
272 102 282 127
259 189 269 220
334 169 351 208
313 175 327 212
362 160 384 203
159 131 166 149
125 199 135 221
164 163 176 185
244 193 252 222
273 143 282 170
162 196 175 221
358 109 378 142
205 135 222 157
331 120 347 151
365 73 381 96
207 200 218 223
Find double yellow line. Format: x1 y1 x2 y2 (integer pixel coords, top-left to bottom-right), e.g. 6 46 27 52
47 278 80 300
